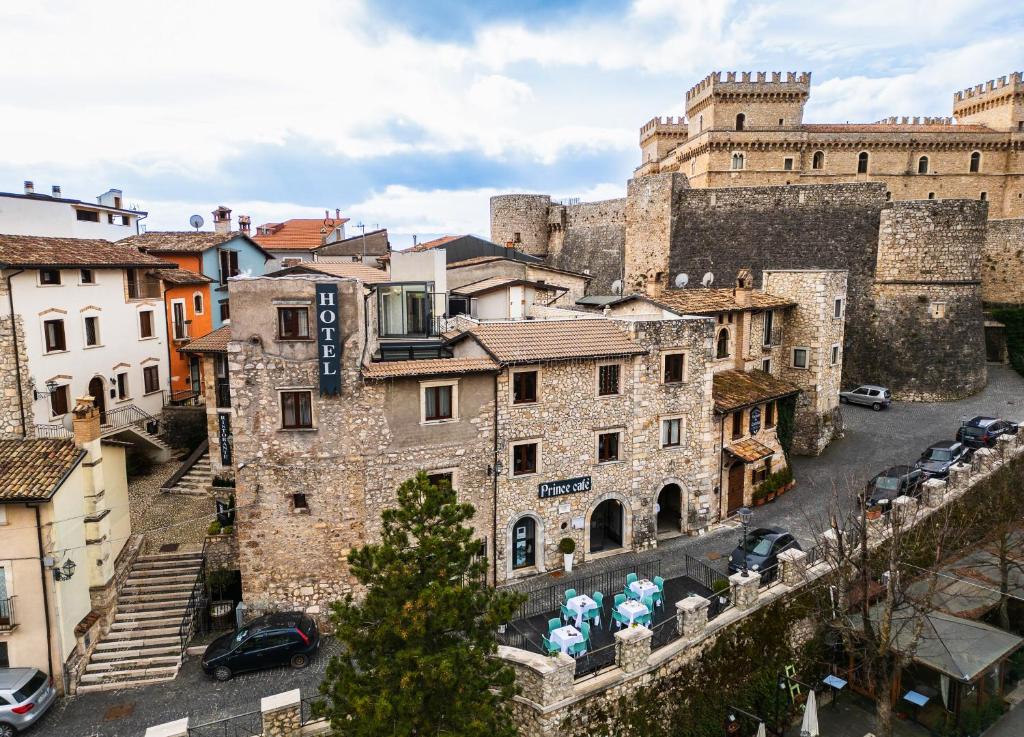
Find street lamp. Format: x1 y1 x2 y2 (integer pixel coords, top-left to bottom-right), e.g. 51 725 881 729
738 506 753 576
52 558 76 582
33 379 58 401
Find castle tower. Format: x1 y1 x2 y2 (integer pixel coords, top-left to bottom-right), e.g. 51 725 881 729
639 116 689 166
684 71 811 137
952 72 1024 131
489 194 552 257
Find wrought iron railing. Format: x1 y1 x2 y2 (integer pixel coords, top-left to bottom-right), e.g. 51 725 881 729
177 538 209 654
300 695 328 725
187 709 261 737
650 616 682 650
757 563 783 591
215 379 231 408
168 389 203 407
682 554 729 595
0 596 16 631
507 560 662 622
574 642 617 680
102 403 160 433
34 423 71 439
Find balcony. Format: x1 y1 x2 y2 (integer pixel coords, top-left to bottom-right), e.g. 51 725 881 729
126 276 162 300
0 596 16 631
172 321 192 342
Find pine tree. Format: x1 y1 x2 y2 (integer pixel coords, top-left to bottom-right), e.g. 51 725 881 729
319 472 525 737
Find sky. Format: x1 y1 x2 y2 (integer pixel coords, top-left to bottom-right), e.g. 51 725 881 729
1 0 1022 247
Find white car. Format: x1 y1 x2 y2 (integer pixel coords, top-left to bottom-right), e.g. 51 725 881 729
839 385 892 411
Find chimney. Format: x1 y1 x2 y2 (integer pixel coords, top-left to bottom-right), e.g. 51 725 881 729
335 208 341 221
734 268 753 307
238 215 251 234
71 396 101 447
24 180 34 195
212 206 232 234
412 235 418 246
51 185 62 198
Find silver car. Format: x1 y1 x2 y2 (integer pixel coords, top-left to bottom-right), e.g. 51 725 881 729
839 384 892 411
0 669 57 736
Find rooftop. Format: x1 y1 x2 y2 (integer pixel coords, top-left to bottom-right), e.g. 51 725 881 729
713 369 800 413
406 235 461 252
453 319 645 364
252 217 349 251
0 438 85 502
181 325 231 353
0 189 146 216
725 437 776 463
149 267 211 285
447 255 590 279
312 228 390 256
452 276 567 296
802 123 995 134
653 288 795 316
272 262 391 283
362 356 500 380
120 230 267 256
0 234 171 269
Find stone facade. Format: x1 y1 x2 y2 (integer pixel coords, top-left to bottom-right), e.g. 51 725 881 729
0 273 33 438
982 218 1024 305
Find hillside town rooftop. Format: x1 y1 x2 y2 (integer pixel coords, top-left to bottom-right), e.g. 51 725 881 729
362 356 500 379
181 325 231 354
713 369 800 413
0 233 172 269
121 230 272 257
451 318 646 364
653 288 796 315
0 438 85 502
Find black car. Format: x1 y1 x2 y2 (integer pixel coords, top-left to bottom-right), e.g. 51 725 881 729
727 528 801 579
956 416 1019 450
915 441 970 479
202 612 319 681
863 465 925 507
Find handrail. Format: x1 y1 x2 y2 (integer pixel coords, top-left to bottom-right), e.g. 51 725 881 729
0 595 16 631
34 423 72 439
102 403 159 432
161 438 210 492
177 538 209 654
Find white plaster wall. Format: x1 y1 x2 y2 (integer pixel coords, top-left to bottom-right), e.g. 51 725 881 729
10 268 169 426
0 195 141 239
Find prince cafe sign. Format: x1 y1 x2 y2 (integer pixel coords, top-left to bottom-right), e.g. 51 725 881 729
538 475 592 499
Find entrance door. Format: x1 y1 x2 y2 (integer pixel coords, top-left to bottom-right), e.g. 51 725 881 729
188 356 202 395
512 517 536 570
727 463 745 514
88 376 107 424
656 484 682 537
590 499 624 553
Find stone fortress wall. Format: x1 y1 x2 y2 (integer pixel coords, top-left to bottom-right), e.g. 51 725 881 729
983 218 1024 305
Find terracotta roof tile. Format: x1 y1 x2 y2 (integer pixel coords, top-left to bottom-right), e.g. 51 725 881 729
362 357 499 379
713 369 800 413
149 268 211 285
274 262 391 283
181 325 231 353
0 234 171 269
452 277 566 296
458 319 644 364
725 438 776 463
446 256 592 279
653 288 795 315
120 231 245 254
0 438 85 501
252 218 349 250
406 235 461 252
313 228 390 256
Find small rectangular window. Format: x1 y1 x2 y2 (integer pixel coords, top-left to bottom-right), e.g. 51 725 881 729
50 385 70 416
43 319 66 352
597 431 620 463
663 353 685 383
732 411 743 440
292 493 308 510
597 364 620 396
792 347 809 369
84 315 100 347
426 471 454 490
75 209 99 222
512 442 538 476
281 390 313 429
138 310 154 338
761 358 772 373
219 299 230 322
218 249 240 285
80 269 94 284
193 293 204 314
834 298 843 319
143 365 160 394
830 344 840 365
661 418 682 448
762 310 775 346
39 269 61 285
783 158 794 171
512 370 538 404
277 307 310 339
116 372 129 400
765 401 776 428
424 384 454 422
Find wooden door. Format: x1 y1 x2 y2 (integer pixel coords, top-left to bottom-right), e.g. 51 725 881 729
727 463 745 514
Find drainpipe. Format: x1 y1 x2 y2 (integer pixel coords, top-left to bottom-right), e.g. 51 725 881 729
492 373 499 587
6 270 27 436
718 412 726 520
33 505 56 683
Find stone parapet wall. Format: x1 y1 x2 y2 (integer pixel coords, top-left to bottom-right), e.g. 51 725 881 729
875 200 986 283
205 531 238 572
982 218 1024 305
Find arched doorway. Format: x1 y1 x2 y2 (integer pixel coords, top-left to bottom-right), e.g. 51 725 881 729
509 514 542 575
88 376 106 424
656 483 682 538
590 499 624 554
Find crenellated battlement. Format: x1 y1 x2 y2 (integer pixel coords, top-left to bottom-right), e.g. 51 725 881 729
639 116 689 142
685 71 811 102
873 116 956 126
953 72 1023 104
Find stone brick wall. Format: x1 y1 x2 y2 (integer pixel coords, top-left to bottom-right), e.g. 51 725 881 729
0 274 32 438
205 531 238 572
623 174 687 293
982 218 1024 305
546 198 627 294
489 194 552 257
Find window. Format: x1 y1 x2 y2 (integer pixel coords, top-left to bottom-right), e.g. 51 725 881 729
886 191 892 201
426 471 454 491
597 364 620 396
661 417 683 448
0 642 7 669
39 269 61 285
172 301 188 340
378 284 432 337
281 390 313 429
762 310 775 346
970 151 981 173
512 369 538 404
980 191 988 201
752 461 770 485
43 319 66 352
698 114 703 132
597 431 621 463
831 344 840 365
765 401 776 428
49 384 70 416
716 328 730 359
930 302 947 319
218 249 240 285
778 118 784 125
143 365 160 394
277 307 310 339
512 516 536 570
79 269 94 284
138 310 154 338
663 352 685 383
731 152 745 170
84 315 100 347
792 347 809 369
761 357 772 373
193 293 204 314
292 493 308 510
116 372 129 400
928 192 936 200
219 299 230 322
512 441 539 476
422 383 455 422
857 151 869 174
735 113 745 131
918 156 929 174
732 410 743 440
834 297 844 319
812 151 824 169
75 209 99 222
783 157 794 171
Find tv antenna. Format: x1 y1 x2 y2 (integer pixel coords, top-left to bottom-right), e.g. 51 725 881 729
701 272 715 288
610 279 623 295
674 273 689 288
189 214 204 231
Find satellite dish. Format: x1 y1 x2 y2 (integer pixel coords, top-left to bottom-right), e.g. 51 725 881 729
674 273 689 288
701 272 715 288
189 214 204 231
610 279 623 296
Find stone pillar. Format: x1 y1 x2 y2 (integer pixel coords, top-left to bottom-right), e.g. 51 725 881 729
821 528 841 558
921 478 946 508
497 646 575 706
676 595 710 638
145 718 189 737
614 624 652 673
996 434 1015 462
891 495 917 526
777 548 808 586
261 689 302 737
976 447 996 473
948 463 970 492
729 570 760 611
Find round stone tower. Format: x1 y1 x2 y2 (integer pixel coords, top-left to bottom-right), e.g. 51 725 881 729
489 194 552 257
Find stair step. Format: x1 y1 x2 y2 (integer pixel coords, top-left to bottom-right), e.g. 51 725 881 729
77 674 179 693
85 655 181 672
131 560 202 572
136 551 204 563
111 616 182 629
95 635 180 651
115 607 187 622
118 593 192 608
105 625 181 640
125 573 198 585
128 564 201 576
81 665 179 683
90 644 181 660
121 583 197 595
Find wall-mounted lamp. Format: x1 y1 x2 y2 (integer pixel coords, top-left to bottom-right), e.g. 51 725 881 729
33 379 59 401
487 460 504 478
51 558 77 582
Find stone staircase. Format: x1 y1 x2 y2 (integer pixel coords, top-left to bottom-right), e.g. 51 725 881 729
78 550 204 692
164 452 212 496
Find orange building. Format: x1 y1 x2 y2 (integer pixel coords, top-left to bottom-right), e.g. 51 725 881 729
150 261 213 399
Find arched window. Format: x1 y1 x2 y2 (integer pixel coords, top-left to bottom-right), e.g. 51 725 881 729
716 328 730 359
970 151 981 173
731 152 744 170
735 113 745 131
812 151 824 169
589 498 624 553
511 515 537 570
918 156 929 174
857 152 869 174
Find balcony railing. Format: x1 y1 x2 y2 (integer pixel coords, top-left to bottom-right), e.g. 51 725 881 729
168 389 203 407
34 423 72 439
127 278 162 300
0 596 16 631
172 321 191 342
215 379 231 409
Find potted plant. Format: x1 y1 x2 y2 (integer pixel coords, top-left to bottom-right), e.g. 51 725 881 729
559 537 576 573
753 485 767 507
764 475 778 502
778 465 795 494
712 578 730 604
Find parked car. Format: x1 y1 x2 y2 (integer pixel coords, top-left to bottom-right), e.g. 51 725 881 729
839 385 892 411
862 465 925 508
915 441 971 479
201 612 319 681
727 528 802 579
956 416 1019 450
0 668 57 736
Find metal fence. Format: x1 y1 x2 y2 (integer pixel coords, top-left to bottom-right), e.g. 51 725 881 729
34 423 72 439
650 617 682 650
510 560 662 621
574 641 617 679
187 710 262 737
682 554 729 594
301 696 327 725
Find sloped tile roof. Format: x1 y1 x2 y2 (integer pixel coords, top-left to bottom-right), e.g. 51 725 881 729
457 319 644 364
0 438 85 501
0 234 171 269
446 256 591 280
452 277 566 296
653 288 795 316
252 218 349 250
149 268 211 285
713 369 800 413
406 235 461 252
181 325 231 353
362 357 500 380
273 262 391 283
120 231 243 254
313 228 390 256
725 438 776 463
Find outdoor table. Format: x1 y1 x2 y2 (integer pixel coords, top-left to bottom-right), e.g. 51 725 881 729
617 599 649 627
629 578 659 604
566 594 597 628
550 624 584 655
822 675 847 708
902 690 929 726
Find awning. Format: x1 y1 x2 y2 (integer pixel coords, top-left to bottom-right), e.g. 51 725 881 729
725 438 775 463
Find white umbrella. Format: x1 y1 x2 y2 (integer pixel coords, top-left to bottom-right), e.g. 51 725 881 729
800 689 820 737
755 722 766 737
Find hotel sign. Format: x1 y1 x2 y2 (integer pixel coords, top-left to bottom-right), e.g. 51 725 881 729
538 476 592 499
316 284 342 395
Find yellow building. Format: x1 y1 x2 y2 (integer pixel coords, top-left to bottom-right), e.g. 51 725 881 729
0 398 131 693
637 70 1024 218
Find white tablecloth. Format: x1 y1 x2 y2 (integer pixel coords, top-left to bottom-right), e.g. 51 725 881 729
550 625 584 654
566 594 598 628
630 579 659 603
617 600 649 626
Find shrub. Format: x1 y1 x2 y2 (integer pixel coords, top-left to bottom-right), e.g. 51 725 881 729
712 578 730 595
208 520 222 535
559 537 576 555
222 525 234 535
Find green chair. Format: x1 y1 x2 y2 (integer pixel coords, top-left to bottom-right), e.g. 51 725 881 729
548 617 562 634
611 593 629 629
625 572 640 600
542 635 561 655
564 588 577 601
586 591 604 628
639 596 654 626
652 576 665 608
561 603 575 624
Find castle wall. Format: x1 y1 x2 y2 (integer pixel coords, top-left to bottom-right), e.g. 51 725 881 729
623 174 687 293
982 218 1024 305
490 194 551 257
546 198 627 294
